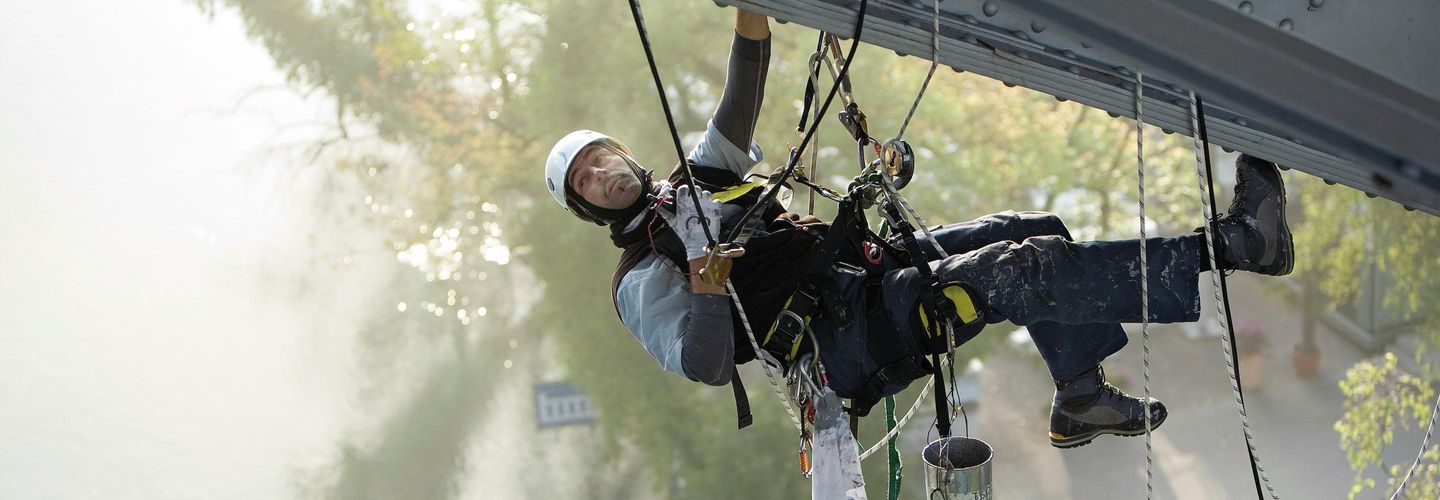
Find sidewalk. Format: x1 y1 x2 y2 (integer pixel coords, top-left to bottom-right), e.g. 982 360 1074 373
948 275 1373 499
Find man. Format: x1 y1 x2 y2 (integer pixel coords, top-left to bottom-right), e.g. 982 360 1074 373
542 9 1293 448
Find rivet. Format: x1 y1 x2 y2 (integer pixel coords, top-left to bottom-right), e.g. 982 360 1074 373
1003 81 1017 87
1055 96 1067 102
1222 147 1235 153
895 50 909 58
776 18 789 25
1162 128 1174 135
1279 19 1294 31
1366 192 1378 199
1013 30 1030 40
1061 50 1077 59
1404 205 1416 212
1067 65 1081 75
1309 0 1325 9
1278 164 1290 171
1031 21 1046 33
1403 163 1422 179
1081 41 1092 49
1107 111 1120 118
1239 1 1253 14
1324 179 1337 185
951 66 965 73
961 15 978 24
1233 117 1248 126
983 2 998 16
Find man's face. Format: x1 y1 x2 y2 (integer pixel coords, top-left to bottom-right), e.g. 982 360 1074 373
567 144 642 210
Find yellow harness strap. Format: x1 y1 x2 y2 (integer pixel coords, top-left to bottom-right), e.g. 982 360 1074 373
917 284 981 334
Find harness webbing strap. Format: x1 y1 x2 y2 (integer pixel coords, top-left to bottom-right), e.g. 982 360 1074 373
731 373 754 429
766 202 864 359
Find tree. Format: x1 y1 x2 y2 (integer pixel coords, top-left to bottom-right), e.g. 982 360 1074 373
196 0 1318 497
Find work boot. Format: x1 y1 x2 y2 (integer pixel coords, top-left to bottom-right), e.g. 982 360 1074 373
1211 154 1294 276
1049 367 1167 449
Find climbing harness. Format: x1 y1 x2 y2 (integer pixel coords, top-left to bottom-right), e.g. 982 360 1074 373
625 0 980 479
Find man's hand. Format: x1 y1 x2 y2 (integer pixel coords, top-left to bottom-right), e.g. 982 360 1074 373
736 8 769 40
662 184 723 261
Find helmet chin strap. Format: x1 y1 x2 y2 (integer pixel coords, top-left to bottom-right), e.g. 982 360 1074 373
568 161 654 226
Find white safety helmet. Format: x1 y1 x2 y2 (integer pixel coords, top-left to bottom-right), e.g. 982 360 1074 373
544 129 634 219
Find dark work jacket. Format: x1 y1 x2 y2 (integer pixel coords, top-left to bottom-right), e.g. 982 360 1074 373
609 164 825 364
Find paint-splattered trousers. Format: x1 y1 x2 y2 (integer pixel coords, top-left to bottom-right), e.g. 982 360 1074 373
880 210 1206 381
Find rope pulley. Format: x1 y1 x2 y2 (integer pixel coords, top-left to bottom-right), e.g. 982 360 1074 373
881 139 915 190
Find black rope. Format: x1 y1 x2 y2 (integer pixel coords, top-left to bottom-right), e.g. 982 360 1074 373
723 0 871 244
627 0 716 247
1196 95 1266 500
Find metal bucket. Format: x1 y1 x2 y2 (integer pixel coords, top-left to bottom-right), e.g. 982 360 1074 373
922 436 993 500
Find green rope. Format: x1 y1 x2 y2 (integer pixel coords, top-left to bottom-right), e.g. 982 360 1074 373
885 395 902 500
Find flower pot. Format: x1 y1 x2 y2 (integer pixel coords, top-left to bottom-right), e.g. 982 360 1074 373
1292 343 1321 379
1238 353 1264 392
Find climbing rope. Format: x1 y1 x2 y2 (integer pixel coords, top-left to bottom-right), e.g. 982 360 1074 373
1134 70 1156 500
727 281 804 430
626 0 716 247
891 0 941 142
1189 92 1279 500
1390 392 1440 500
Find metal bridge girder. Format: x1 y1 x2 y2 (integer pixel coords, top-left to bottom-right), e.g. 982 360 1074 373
713 0 1440 215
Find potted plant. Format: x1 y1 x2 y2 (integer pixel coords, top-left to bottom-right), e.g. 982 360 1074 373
1235 321 1269 391
1292 280 1322 379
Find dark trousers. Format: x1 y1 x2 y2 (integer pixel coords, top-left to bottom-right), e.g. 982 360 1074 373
881 211 1205 381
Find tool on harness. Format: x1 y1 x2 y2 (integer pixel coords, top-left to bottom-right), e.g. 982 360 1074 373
699 243 744 286
839 102 871 145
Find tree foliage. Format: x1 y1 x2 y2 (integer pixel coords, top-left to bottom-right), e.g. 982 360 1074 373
194 0 1438 497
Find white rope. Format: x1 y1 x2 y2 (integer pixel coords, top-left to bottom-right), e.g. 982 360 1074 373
1134 71 1155 500
726 281 803 430
893 0 941 141
1389 392 1440 500
861 373 937 460
1187 91 1280 499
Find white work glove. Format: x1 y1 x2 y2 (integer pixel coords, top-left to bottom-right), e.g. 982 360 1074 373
662 184 724 261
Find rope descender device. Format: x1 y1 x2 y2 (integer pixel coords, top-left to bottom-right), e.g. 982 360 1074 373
880 139 915 190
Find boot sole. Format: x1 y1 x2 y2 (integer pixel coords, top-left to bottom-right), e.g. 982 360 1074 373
1049 410 1169 449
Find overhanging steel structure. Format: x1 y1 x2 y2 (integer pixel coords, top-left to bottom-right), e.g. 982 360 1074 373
713 0 1440 216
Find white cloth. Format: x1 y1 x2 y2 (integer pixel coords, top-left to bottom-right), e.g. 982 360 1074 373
810 388 868 500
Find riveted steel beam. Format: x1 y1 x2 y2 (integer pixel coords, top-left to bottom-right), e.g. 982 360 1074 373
712 0 1440 215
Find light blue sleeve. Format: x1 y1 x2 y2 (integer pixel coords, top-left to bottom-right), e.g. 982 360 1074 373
686 119 765 177
615 255 692 377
